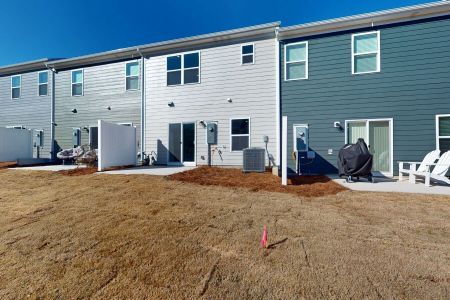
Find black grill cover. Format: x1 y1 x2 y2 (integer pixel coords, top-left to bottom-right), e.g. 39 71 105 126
337 138 373 177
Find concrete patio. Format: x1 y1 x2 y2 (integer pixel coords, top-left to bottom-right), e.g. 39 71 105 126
100 166 196 176
331 175 450 196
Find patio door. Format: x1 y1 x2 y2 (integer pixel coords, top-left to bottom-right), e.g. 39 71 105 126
168 122 196 166
346 119 393 176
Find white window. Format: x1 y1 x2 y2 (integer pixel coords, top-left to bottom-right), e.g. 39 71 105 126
167 52 200 86
126 62 139 90
241 44 254 65
436 115 450 152
71 70 83 96
352 31 380 74
230 118 250 151
285 41 308 80
38 71 48 96
11 75 21 99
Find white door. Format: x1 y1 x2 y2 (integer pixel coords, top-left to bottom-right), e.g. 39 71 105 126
346 119 393 176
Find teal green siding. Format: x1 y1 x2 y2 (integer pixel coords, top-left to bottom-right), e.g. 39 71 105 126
281 17 450 174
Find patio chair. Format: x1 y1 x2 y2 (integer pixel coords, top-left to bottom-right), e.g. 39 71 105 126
410 150 450 187
398 150 440 183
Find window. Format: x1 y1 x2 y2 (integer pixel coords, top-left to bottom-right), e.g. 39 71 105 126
167 52 200 86
352 31 380 74
285 42 308 80
126 62 139 90
230 118 250 151
11 75 21 99
241 44 254 64
436 115 450 152
71 70 83 96
38 71 48 96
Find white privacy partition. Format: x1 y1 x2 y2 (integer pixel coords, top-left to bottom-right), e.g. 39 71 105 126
0 128 33 161
98 120 137 171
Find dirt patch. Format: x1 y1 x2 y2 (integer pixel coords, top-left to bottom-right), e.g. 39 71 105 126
168 166 347 197
57 167 98 176
0 170 450 299
0 161 17 169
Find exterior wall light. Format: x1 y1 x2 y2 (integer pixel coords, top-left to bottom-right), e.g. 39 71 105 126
71 109 77 113
168 101 175 107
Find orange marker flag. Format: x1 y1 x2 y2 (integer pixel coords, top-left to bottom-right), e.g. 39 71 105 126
260 225 268 248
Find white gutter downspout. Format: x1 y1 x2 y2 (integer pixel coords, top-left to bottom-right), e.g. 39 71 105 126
137 48 145 163
45 63 56 160
275 27 281 168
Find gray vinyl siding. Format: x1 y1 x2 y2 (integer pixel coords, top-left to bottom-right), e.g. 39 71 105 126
54 60 141 152
281 16 450 174
0 71 52 158
145 37 277 166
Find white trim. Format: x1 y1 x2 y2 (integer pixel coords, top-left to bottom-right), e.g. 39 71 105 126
125 60 140 91
166 51 201 86
241 43 255 65
345 118 394 177
119 122 134 126
435 114 450 151
229 117 251 152
71 69 84 96
351 31 381 75
6 125 26 129
38 71 49 97
275 35 281 166
284 41 308 81
11 75 21 99
282 116 288 185
167 122 197 166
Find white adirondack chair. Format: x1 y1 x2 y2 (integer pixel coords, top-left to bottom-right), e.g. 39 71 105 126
411 150 450 187
398 150 440 183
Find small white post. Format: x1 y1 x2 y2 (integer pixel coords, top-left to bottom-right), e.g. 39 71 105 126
97 120 102 172
282 116 288 186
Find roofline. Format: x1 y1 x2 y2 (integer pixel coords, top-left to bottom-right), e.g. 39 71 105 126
278 1 450 39
47 22 280 70
0 58 55 76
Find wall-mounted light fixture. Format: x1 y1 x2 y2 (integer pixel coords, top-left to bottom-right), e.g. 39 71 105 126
82 126 89 132
106 106 111 110
334 121 343 131
167 101 175 107
199 120 207 128
71 108 77 113
227 97 232 103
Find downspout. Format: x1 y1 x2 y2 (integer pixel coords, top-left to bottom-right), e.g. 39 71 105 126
275 27 281 169
137 48 145 163
45 63 56 160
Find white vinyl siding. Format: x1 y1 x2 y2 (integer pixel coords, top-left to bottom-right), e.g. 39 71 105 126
38 71 48 96
126 62 139 90
285 41 308 80
436 115 450 152
11 75 21 99
352 31 380 74
71 70 83 96
167 52 200 86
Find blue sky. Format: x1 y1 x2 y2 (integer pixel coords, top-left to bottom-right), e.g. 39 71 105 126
0 0 432 66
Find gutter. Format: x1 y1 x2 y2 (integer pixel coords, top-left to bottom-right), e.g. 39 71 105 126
136 48 146 163
45 63 57 160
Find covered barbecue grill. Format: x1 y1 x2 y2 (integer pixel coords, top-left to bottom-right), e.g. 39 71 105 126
337 138 374 183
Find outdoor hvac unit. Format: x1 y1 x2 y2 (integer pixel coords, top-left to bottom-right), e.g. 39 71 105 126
243 148 266 173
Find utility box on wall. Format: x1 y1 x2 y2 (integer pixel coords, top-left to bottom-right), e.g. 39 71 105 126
72 128 81 147
33 130 44 148
294 125 309 152
207 122 217 145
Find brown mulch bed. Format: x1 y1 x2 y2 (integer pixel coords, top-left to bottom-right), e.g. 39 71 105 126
168 166 347 197
58 167 98 176
0 162 17 169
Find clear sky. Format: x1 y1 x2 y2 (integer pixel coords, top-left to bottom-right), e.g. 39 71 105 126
0 0 433 66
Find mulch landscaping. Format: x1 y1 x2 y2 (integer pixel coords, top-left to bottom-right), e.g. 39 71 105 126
0 162 17 169
168 166 347 197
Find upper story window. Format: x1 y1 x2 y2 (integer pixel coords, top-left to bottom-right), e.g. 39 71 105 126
285 42 308 81
126 62 139 90
230 118 250 151
436 115 450 152
167 52 200 86
11 75 21 99
71 70 83 96
352 31 380 74
38 71 48 96
241 44 254 64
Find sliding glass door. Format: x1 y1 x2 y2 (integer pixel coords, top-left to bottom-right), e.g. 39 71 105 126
168 122 196 166
346 119 393 176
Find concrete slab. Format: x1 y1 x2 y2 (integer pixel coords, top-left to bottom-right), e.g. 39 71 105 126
330 175 450 196
10 165 85 171
100 166 195 176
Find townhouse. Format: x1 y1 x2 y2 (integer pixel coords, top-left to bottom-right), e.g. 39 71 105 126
279 1 450 176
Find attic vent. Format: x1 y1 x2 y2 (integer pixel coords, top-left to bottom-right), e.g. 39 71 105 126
243 148 265 173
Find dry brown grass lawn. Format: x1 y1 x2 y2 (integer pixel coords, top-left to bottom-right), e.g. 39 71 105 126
0 170 449 299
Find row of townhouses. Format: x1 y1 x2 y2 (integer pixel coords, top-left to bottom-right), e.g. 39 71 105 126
1 1 449 176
